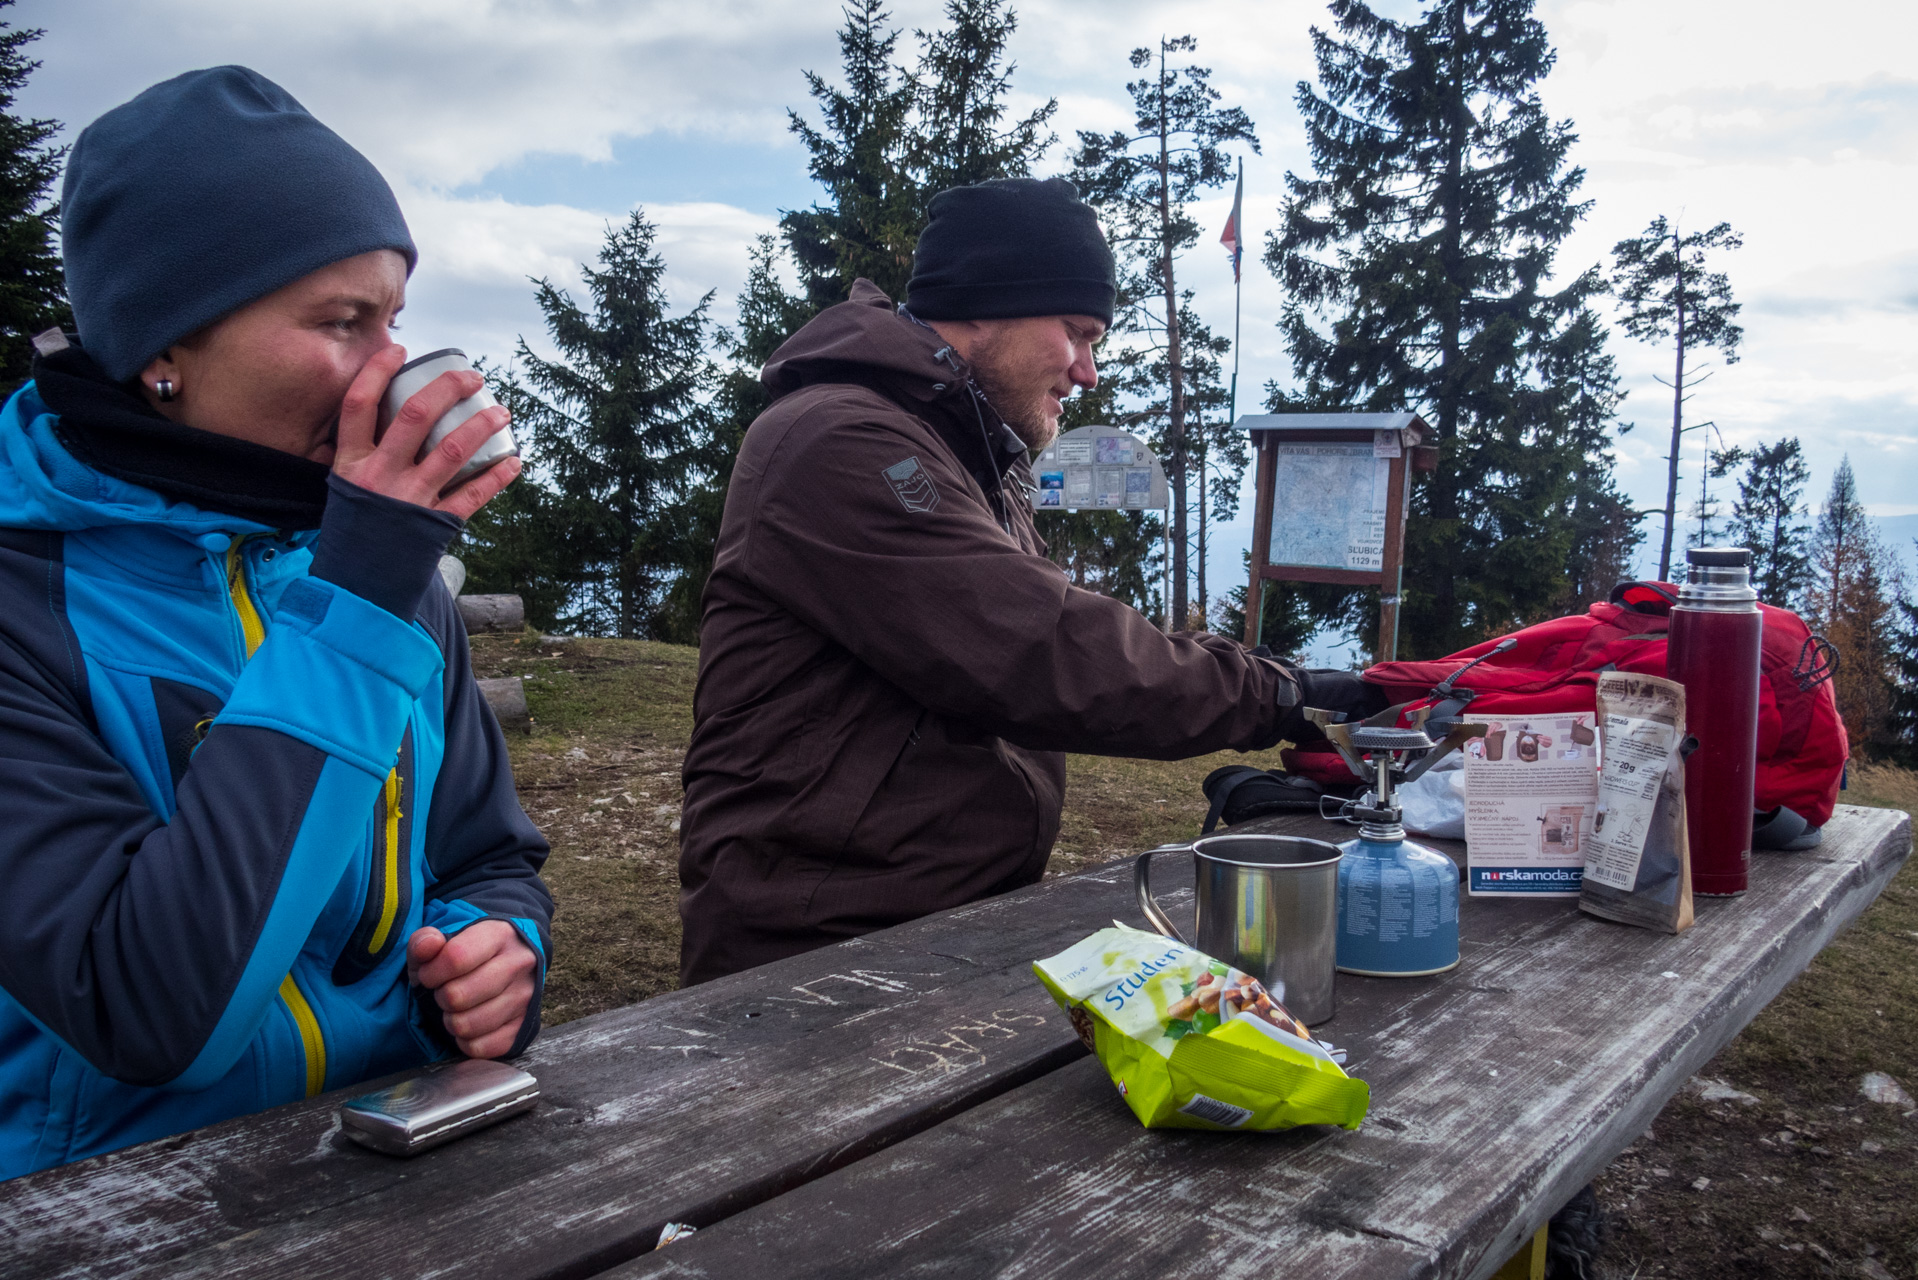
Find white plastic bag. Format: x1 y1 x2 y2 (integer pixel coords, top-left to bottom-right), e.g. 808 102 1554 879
1398 752 1465 840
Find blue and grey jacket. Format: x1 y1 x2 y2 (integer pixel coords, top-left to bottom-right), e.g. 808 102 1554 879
0 380 552 1179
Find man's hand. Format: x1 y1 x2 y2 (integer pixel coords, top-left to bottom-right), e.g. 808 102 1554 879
332 345 521 520
407 921 540 1060
1294 668 1386 722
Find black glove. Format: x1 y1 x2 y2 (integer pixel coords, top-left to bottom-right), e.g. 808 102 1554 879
1272 667 1388 745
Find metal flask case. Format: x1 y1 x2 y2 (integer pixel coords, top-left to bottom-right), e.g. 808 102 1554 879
339 1058 539 1157
1312 715 1486 978
1135 834 1343 1025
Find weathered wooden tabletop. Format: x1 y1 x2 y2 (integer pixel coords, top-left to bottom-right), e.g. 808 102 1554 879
2 805 1907 1280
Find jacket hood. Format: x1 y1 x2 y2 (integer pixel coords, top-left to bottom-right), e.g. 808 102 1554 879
0 381 275 539
763 279 1028 480
762 279 970 403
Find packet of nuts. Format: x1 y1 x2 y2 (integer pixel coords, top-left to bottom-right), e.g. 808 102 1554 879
1033 924 1368 1132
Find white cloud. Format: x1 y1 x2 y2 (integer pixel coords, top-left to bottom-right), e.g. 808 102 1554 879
12 0 1918 600
397 193 778 366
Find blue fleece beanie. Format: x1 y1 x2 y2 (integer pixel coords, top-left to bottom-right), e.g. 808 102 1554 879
61 66 417 383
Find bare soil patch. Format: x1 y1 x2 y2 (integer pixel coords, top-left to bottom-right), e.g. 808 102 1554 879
475 632 1918 1278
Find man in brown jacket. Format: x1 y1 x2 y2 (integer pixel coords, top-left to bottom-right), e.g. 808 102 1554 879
678 178 1375 984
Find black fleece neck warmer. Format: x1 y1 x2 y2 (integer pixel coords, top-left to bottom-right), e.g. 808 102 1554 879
31 342 331 530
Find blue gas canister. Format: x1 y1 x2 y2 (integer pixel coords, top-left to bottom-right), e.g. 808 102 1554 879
1336 825 1460 977
1306 717 1484 978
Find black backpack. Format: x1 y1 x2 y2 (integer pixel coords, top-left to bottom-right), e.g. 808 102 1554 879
1198 766 1330 835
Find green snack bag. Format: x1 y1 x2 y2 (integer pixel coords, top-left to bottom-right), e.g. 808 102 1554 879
1033 923 1368 1131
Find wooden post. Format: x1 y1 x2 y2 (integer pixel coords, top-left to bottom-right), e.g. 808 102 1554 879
1376 451 1409 662
1245 435 1278 647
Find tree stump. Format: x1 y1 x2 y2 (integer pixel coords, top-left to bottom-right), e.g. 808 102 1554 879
476 676 530 732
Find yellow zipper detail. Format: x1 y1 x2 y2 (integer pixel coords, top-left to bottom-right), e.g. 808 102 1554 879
229 540 327 1094
225 540 266 658
279 976 326 1097
367 768 404 955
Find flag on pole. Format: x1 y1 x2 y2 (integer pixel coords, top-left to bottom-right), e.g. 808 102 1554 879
1219 166 1244 283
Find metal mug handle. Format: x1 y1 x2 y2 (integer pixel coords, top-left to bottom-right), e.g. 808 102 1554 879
1134 845 1191 944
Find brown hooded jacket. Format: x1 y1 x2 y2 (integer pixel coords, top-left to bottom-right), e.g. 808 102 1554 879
677 282 1302 983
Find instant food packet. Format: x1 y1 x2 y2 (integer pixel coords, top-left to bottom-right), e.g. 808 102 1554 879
1580 671 1695 933
1033 923 1369 1131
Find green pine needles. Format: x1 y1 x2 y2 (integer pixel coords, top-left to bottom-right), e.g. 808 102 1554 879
0 2 68 395
1268 0 1635 658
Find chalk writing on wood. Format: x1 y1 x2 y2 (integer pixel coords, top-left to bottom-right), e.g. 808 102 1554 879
765 969 943 1007
871 1009 1050 1076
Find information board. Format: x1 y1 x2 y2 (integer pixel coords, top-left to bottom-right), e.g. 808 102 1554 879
1267 443 1392 571
1032 427 1168 511
1239 412 1431 661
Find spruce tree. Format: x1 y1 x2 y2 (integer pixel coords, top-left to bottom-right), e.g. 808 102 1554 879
1219 554 1353 656
1157 302 1237 628
1070 35 1258 630
1040 507 1165 615
455 360 580 631
784 0 1055 311
1610 216 1743 580
908 0 1056 195
1887 561 1918 765
783 0 919 309
1686 437 1734 553
1808 456 1902 753
656 235 816 639
1723 437 1812 607
1268 0 1612 658
1539 307 1640 608
0 5 68 395
509 211 716 639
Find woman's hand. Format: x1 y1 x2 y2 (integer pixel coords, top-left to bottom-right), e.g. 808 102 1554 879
407 921 540 1060
331 345 521 519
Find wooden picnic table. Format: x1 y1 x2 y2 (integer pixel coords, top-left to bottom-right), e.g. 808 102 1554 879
2 804 1907 1280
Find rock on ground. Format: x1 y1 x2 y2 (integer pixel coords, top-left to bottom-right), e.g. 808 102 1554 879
1858 1070 1915 1109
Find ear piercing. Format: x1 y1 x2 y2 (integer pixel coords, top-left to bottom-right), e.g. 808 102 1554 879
156 379 175 402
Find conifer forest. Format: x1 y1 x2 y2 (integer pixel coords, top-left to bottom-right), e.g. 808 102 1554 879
3 0 1914 762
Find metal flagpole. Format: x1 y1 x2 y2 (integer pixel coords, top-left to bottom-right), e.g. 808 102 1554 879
1224 157 1254 642
1229 157 1243 431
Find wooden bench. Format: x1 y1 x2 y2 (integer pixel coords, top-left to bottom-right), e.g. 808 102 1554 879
2 805 1907 1280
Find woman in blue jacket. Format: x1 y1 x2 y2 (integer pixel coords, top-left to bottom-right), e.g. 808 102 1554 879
0 66 553 1178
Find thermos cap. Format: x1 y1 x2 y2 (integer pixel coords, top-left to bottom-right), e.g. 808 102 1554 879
1678 546 1758 611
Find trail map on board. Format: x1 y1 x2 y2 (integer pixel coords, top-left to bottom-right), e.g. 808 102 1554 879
1268 443 1391 571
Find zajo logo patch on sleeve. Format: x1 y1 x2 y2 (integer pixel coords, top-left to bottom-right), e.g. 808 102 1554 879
882 456 940 513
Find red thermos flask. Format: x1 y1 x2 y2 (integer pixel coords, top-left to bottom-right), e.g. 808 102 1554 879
1667 546 1763 896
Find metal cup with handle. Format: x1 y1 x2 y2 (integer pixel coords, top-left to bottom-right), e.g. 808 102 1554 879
1134 834 1343 1025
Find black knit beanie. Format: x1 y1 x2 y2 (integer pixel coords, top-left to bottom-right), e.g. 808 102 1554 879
61 66 417 383
905 177 1116 325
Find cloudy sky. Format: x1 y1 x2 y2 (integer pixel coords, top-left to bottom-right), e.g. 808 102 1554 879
14 0 1917 631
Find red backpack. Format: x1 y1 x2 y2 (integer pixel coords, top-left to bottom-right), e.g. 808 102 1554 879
1283 581 1848 829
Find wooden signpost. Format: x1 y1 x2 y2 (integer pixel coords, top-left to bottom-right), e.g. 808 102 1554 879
1241 411 1434 661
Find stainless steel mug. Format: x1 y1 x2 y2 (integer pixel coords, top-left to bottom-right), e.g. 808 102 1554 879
1135 834 1343 1025
379 348 519 486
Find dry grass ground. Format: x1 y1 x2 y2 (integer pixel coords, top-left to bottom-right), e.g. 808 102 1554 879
473 632 1917 1279
471 631 696 1023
